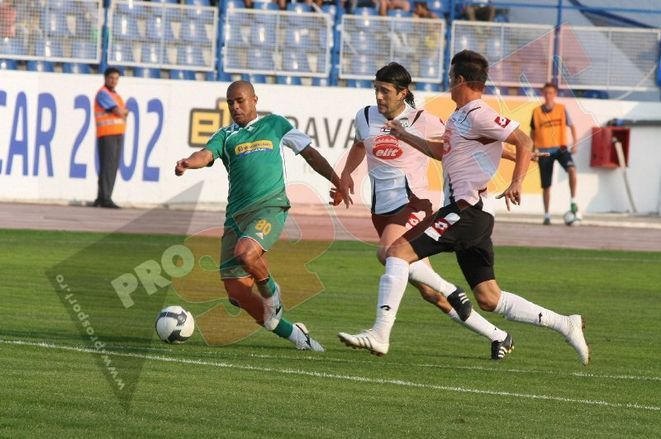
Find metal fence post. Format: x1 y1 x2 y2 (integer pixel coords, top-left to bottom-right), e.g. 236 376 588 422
551 0 564 87
443 0 456 91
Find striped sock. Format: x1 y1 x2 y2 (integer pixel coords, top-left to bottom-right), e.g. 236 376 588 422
272 318 294 339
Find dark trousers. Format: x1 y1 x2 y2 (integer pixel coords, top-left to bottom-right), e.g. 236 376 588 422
96 134 123 202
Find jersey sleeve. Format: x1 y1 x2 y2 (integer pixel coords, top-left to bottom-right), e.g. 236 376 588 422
422 112 445 140
353 107 369 142
274 115 311 155
204 129 227 161
96 90 117 111
564 107 574 127
471 108 520 142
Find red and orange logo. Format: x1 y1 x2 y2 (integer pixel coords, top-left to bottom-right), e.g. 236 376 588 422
373 135 402 160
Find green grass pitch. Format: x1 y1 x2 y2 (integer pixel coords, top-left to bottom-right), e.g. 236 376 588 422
1 229 660 437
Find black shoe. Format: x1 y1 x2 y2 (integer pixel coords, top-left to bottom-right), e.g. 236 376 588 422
97 199 120 209
491 333 514 360
447 287 472 321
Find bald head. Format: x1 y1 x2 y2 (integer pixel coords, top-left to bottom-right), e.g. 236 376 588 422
227 80 255 97
226 81 258 127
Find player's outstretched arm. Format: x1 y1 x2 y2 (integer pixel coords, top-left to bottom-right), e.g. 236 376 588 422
300 145 353 208
339 141 366 197
501 146 549 162
496 128 533 210
174 149 214 176
384 120 444 160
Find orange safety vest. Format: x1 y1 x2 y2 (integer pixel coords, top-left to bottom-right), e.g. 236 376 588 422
531 103 567 149
94 86 126 138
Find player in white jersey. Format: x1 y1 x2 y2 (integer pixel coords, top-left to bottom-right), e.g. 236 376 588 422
336 63 512 359
339 51 590 365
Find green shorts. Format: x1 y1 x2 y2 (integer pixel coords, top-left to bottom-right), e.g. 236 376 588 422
220 206 288 279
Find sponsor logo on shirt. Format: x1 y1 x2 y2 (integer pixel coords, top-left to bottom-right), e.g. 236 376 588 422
373 135 402 160
234 140 273 156
494 116 511 128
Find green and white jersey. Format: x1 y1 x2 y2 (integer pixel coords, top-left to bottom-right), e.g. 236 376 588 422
205 114 311 217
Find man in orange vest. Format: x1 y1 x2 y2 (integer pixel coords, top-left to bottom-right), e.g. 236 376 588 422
530 82 578 225
93 67 128 209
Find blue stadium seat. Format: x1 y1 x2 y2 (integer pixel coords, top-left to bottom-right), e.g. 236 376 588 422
388 9 413 33
419 58 440 79
455 33 475 52
37 38 64 59
185 0 211 5
287 3 312 13
141 43 165 65
0 37 24 56
150 0 179 3
181 18 210 44
248 47 273 71
351 54 377 76
253 1 280 10
147 14 176 42
277 76 303 85
284 28 307 49
354 7 378 30
63 62 92 74
254 3 279 26
64 41 95 74
113 14 140 40
223 20 249 48
27 60 55 72
42 8 71 37
281 51 309 72
427 0 449 16
72 40 96 59
225 0 245 11
312 76 330 86
118 2 147 18
242 73 268 84
346 79 372 88
133 67 161 78
177 45 206 67
418 82 442 92
251 23 276 48
486 38 503 62
321 4 340 17
355 31 371 53
109 42 135 64
170 69 196 80
0 59 17 70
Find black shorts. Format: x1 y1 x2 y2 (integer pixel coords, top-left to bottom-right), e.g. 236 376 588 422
402 201 495 289
538 147 575 189
371 196 433 238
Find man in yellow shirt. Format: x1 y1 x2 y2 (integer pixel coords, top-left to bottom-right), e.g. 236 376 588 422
530 83 578 225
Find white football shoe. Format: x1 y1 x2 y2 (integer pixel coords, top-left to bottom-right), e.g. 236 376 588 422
338 329 389 356
292 323 325 352
262 282 283 331
565 315 590 366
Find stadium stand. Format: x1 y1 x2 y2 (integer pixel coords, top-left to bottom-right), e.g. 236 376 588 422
0 1 659 99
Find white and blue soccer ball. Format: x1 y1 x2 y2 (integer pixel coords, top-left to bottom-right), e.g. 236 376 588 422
155 305 195 344
563 210 581 226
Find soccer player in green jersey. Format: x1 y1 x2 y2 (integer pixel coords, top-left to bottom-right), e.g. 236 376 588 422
175 81 351 351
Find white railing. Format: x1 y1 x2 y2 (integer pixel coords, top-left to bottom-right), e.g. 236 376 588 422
452 20 554 88
340 14 446 83
222 9 333 78
0 0 103 63
559 25 661 91
108 0 218 72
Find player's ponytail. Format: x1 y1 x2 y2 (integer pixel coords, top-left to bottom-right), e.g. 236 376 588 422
375 62 416 108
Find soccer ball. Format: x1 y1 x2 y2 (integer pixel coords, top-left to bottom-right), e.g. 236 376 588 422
155 305 195 344
563 210 580 226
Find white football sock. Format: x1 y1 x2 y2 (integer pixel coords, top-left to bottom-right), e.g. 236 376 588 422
408 261 456 297
447 308 508 342
372 257 410 341
495 290 569 335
